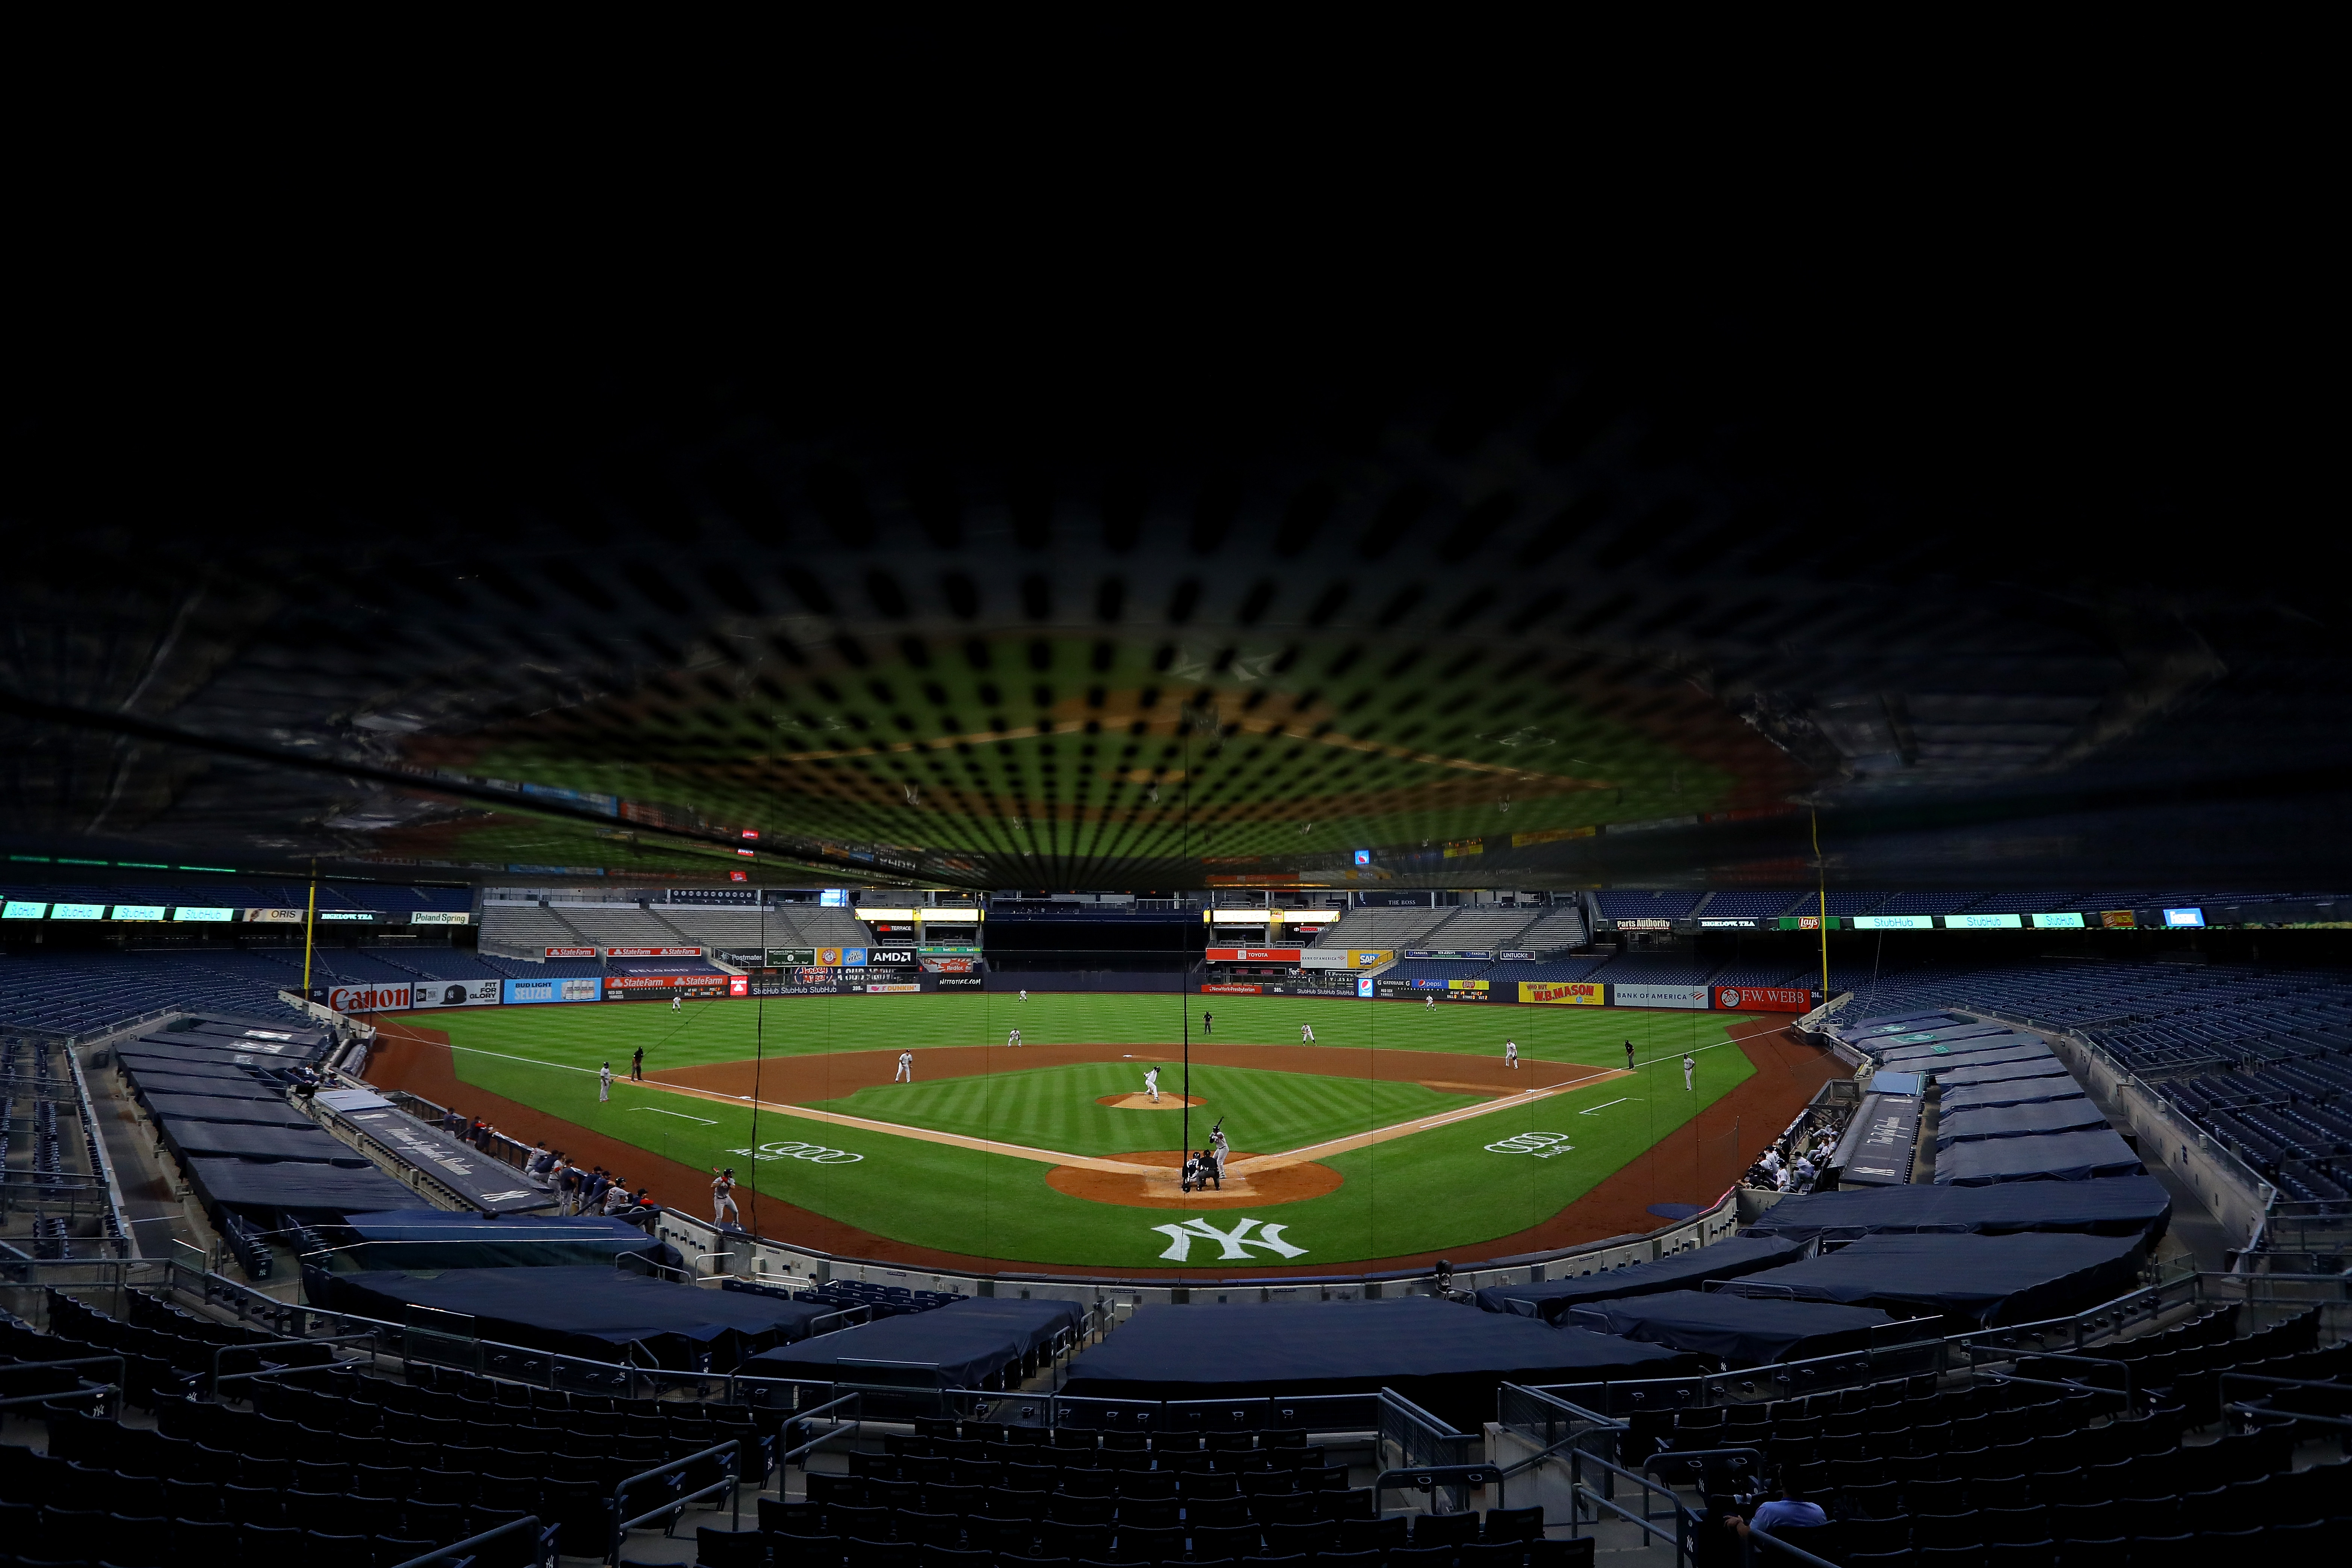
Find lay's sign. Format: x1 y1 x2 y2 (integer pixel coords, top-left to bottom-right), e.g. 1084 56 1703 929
1520 980 1605 1006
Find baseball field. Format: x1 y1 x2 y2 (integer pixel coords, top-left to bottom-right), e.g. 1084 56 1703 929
373 993 1800 1273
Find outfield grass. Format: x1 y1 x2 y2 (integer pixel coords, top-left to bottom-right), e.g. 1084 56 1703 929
435 992 1758 1268
422 989 1745 1073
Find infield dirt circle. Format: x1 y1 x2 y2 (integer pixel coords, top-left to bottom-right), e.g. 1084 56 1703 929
1045 1150 1343 1210
1094 1092 1204 1110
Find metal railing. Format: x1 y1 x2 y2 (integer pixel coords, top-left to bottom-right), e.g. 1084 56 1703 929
386 1513 553 1568
609 1440 743 1564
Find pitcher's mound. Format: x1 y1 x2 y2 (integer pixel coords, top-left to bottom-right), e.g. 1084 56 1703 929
1095 1092 1202 1110
1047 1150 1342 1209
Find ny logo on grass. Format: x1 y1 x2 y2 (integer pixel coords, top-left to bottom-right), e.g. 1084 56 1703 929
1151 1216 1309 1263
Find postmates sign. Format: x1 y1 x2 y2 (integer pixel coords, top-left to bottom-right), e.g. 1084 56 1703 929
1519 980 1604 1005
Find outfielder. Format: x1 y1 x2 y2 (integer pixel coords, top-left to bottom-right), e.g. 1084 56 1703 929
598 1062 613 1103
895 1050 914 1082
1683 1053 1696 1091
1300 1022 1316 1042
1504 1039 1518 1069
671 991 683 1012
1007 1027 1022 1048
1144 1067 1160 1103
1018 989 1029 1002
1425 995 1436 1009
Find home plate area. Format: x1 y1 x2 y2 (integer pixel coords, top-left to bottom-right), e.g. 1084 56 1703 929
1045 1150 1345 1209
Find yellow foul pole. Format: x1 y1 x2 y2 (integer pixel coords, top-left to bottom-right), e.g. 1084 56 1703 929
302 863 319 992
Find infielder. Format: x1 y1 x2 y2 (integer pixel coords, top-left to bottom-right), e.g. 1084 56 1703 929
1018 989 1029 1002
1300 1022 1316 1042
1007 1027 1022 1048
711 1167 740 1227
1625 1039 1637 1071
1144 1067 1160 1103
895 1050 914 1082
1202 1011 1213 1035
1683 1053 1696 1091
1504 1039 1518 1069
671 991 683 1012
598 1062 613 1103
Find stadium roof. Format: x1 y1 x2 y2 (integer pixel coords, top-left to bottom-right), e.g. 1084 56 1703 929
0 322 2335 891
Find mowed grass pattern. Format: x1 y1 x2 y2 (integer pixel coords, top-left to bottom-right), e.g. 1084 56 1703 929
808 1061 1479 1158
424 990 1750 1073
437 992 1761 1268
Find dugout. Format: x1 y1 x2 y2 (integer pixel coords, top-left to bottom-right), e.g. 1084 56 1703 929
1719 1230 2151 1327
1471 1236 1805 1323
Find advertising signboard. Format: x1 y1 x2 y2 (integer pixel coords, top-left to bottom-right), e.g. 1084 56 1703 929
1841 1095 1923 1186
110 905 167 921
2163 907 2205 928
666 888 760 905
765 947 818 966
329 1105 552 1212
2030 912 2086 928
245 908 304 923
751 977 842 997
3 901 46 919
728 975 749 996
2100 910 2138 928
1300 948 1392 969
1205 947 1303 962
926 958 975 972
1446 979 1490 992
855 982 920 993
1614 917 1674 931
1696 917 1760 929
869 947 916 964
603 974 732 1000
412 911 472 925
1518 981 1605 1005
172 907 235 922
1358 975 1375 997
545 947 598 958
51 903 106 920
1944 913 2023 930
408 978 503 1009
1202 982 1264 994
1716 985 1815 1012
603 946 702 958
1611 983 1712 1010
503 976 604 1005
327 982 412 1013
1853 915 1934 931
1496 950 1536 961
926 974 986 989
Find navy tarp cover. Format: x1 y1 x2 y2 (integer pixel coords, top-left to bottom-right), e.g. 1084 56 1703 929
326 1104 555 1214
745 1297 1084 1390
1740 1175 2170 1245
157 1119 370 1165
1566 1291 1901 1365
1850 1011 1965 1033
1938 1080 2088 1114
1935 1098 2111 1149
1879 1041 2051 1072
1473 1237 1804 1322
186 1156 418 1214
1056 1298 1692 1431
136 1029 319 1062
140 1094 311 1127
310 1264 822 1370
1868 1024 2021 1055
113 1052 267 1082
1928 1059 2076 1088
1936 1128 2145 1186
1722 1231 2148 1326
332 1210 671 1270
129 1073 279 1100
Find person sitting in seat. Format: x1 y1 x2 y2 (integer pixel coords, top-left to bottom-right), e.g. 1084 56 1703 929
1723 1483 1827 1542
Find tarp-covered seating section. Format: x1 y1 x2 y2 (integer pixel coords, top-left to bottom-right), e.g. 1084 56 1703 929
1057 1298 1694 1432
1564 1291 1908 1366
1737 1175 2172 1245
304 1263 826 1371
1935 1097 2112 1149
320 1209 679 1272
1720 1231 2151 1327
745 1298 1086 1393
1471 1236 1804 1322
1935 1128 2146 1186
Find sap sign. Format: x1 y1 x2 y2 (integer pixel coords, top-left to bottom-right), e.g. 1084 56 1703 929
503 976 604 1005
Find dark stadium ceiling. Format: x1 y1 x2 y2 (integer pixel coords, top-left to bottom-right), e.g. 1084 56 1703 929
0 326 2340 892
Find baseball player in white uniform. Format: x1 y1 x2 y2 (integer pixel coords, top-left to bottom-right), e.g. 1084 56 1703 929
1007 1027 1022 1048
1144 1067 1160 1103
895 1051 914 1082
1504 1039 1519 1069
1210 1124 1230 1183
1300 1022 1316 1042
598 1062 613 1102
1018 989 1029 1003
1683 1053 1696 1091
1424 995 1435 1008
711 1167 740 1227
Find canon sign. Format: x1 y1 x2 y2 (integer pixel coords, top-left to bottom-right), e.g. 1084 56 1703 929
328 982 412 1014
